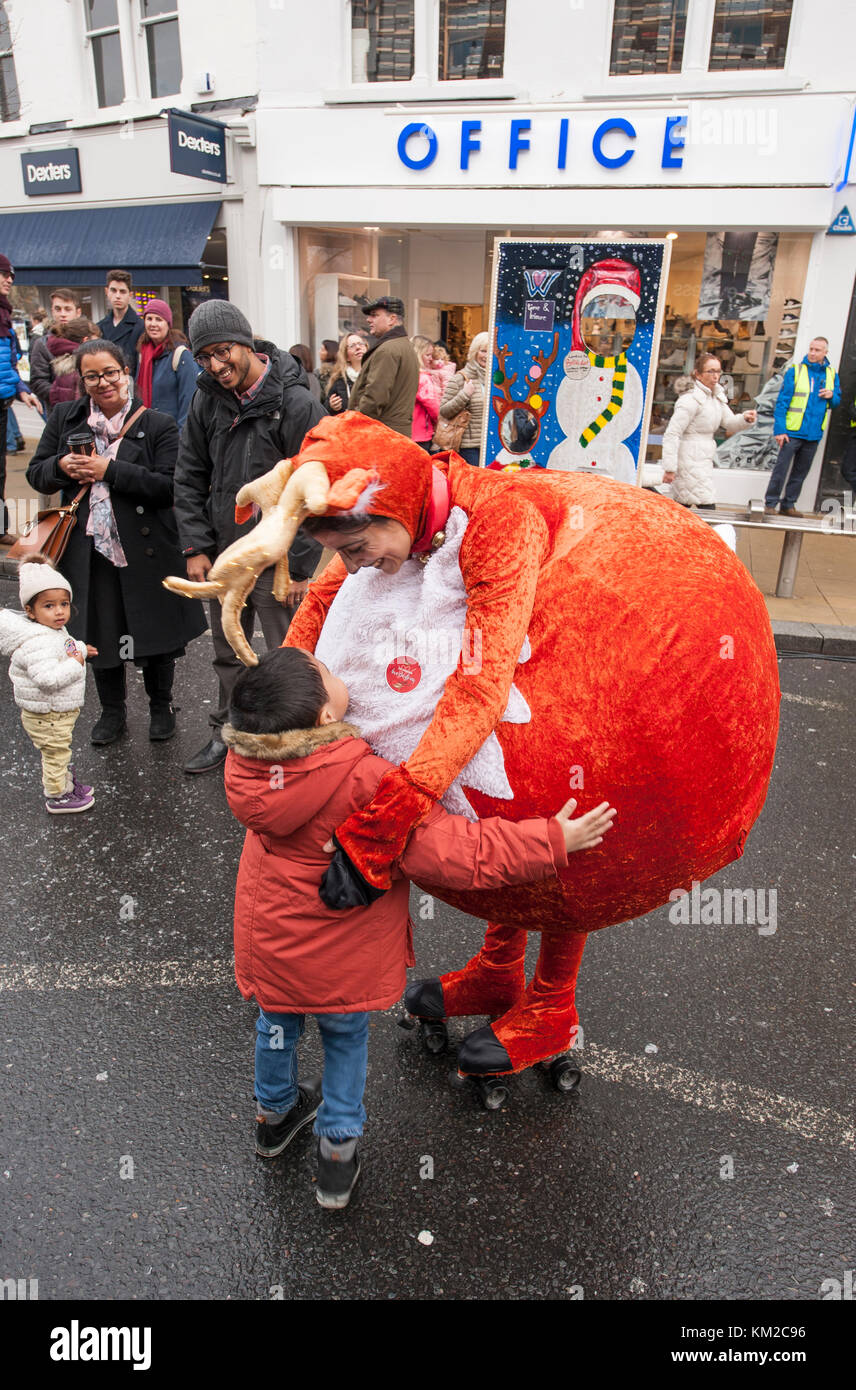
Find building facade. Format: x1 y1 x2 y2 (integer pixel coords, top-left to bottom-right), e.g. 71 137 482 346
2 1 855 503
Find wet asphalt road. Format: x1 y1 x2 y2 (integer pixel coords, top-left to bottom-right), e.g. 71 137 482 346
1 594 854 1303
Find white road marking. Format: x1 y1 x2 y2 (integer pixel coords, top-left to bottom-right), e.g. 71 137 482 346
781 692 844 710
1 957 851 1151
584 1045 855 1152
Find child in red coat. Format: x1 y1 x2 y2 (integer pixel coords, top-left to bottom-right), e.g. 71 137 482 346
223 646 614 1209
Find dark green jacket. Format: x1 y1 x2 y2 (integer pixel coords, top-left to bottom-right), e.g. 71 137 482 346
348 326 419 437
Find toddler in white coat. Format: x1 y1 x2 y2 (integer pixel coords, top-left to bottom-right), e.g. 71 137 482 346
0 554 96 813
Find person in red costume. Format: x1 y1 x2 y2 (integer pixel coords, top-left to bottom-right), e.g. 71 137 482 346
165 411 780 1080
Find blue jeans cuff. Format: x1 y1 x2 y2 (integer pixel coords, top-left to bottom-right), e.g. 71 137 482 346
314 1125 363 1140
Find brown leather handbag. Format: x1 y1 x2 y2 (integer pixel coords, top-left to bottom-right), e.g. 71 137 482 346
433 407 471 452
8 405 147 566
8 486 89 565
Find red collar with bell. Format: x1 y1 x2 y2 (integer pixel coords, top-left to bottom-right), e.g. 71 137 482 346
409 467 452 562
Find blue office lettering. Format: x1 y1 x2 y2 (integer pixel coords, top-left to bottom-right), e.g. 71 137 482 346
460 120 482 171
662 115 686 170
397 123 438 171
509 119 531 170
593 117 636 169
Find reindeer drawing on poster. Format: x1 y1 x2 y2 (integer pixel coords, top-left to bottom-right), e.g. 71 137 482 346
484 239 668 481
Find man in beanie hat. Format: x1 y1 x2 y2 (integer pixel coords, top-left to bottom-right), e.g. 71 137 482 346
135 298 199 431
173 300 325 773
97 269 144 377
0 253 44 544
348 296 419 437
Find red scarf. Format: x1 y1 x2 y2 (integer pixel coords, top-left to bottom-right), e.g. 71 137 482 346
136 337 168 408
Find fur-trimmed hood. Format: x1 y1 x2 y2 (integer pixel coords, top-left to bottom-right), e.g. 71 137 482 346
223 719 369 839
222 720 360 761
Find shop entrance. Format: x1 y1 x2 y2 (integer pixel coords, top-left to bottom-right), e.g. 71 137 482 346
417 301 485 367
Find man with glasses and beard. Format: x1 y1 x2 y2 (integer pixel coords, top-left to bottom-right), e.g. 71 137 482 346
173 301 325 774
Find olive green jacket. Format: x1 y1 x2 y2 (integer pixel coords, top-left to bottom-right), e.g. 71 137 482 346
348 326 419 437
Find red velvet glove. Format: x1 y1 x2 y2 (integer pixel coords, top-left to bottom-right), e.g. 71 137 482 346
321 764 436 908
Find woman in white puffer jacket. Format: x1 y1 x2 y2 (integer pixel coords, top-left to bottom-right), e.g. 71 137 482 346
662 355 756 507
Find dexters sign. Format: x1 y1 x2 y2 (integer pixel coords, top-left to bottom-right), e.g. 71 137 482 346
396 114 687 173
21 148 82 196
167 110 227 184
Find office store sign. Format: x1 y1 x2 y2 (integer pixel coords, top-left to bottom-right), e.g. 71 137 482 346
396 112 689 178
21 148 82 196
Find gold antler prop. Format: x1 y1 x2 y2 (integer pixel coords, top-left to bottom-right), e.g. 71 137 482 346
164 458 330 667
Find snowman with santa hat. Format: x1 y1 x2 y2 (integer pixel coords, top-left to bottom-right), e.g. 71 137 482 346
548 257 644 485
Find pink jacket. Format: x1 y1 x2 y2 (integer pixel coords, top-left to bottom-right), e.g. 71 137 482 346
412 366 444 443
223 722 567 1013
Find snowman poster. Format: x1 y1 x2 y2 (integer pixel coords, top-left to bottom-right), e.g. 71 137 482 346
483 238 670 482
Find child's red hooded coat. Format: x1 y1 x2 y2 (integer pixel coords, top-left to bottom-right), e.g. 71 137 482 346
223 722 567 1014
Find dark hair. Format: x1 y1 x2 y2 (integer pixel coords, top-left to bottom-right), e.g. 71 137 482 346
74 339 128 374
106 269 132 289
301 513 394 537
321 339 338 358
289 343 313 374
61 318 98 345
50 287 81 306
229 648 327 734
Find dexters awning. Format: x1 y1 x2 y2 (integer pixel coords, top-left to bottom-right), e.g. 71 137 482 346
0 200 221 286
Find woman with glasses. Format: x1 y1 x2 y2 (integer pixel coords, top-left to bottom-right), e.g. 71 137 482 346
661 353 757 509
27 340 206 746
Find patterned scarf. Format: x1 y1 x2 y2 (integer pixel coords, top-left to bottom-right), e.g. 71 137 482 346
578 351 628 448
85 393 131 567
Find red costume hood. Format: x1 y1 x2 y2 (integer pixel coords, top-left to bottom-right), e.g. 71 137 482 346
291 411 441 544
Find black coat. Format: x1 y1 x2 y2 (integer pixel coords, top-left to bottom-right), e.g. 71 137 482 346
27 396 207 660
172 340 325 579
97 305 144 377
325 373 351 412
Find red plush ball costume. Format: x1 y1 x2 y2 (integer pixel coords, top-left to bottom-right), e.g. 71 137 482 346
271 413 780 1076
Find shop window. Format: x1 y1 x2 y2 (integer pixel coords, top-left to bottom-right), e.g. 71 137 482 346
85 0 126 108
0 3 20 121
708 0 793 70
438 0 505 81
140 0 182 98
351 1 414 83
610 1 688 76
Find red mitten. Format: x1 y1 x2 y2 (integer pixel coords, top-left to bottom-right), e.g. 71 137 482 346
334 764 436 891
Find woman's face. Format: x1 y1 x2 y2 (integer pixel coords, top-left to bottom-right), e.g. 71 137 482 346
79 350 129 414
312 519 413 576
0 270 13 298
346 335 366 367
421 344 435 368
475 344 488 368
145 313 169 344
696 358 722 386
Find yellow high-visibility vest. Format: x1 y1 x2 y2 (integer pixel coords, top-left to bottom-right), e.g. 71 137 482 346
785 362 835 432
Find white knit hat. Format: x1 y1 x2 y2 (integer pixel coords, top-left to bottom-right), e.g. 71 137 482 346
19 560 73 607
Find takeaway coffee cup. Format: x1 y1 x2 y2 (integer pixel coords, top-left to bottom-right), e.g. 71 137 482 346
66 430 95 456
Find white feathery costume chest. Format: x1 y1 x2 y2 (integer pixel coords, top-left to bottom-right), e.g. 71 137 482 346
315 506 531 818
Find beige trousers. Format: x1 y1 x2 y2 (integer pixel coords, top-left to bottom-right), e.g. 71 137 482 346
20 708 80 797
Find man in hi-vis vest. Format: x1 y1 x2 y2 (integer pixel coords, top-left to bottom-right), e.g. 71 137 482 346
765 336 841 516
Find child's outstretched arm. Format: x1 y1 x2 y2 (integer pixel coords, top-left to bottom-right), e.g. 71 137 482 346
391 796 617 893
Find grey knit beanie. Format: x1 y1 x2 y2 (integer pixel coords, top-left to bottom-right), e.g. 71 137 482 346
188 300 255 355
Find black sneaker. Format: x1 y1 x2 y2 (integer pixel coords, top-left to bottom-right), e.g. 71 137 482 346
255 1082 320 1158
315 1137 361 1209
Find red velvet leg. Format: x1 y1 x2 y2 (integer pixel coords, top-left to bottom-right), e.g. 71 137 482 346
458 930 587 1075
438 919 528 1017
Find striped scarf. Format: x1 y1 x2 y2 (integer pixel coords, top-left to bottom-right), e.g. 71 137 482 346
578 351 628 448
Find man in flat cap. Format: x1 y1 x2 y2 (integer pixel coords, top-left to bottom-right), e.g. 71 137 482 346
348 296 419 438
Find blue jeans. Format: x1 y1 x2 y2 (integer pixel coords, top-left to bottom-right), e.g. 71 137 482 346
458 446 481 467
254 1008 369 1140
765 436 819 509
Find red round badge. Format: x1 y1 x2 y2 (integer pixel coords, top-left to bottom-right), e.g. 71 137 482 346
386 656 421 692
